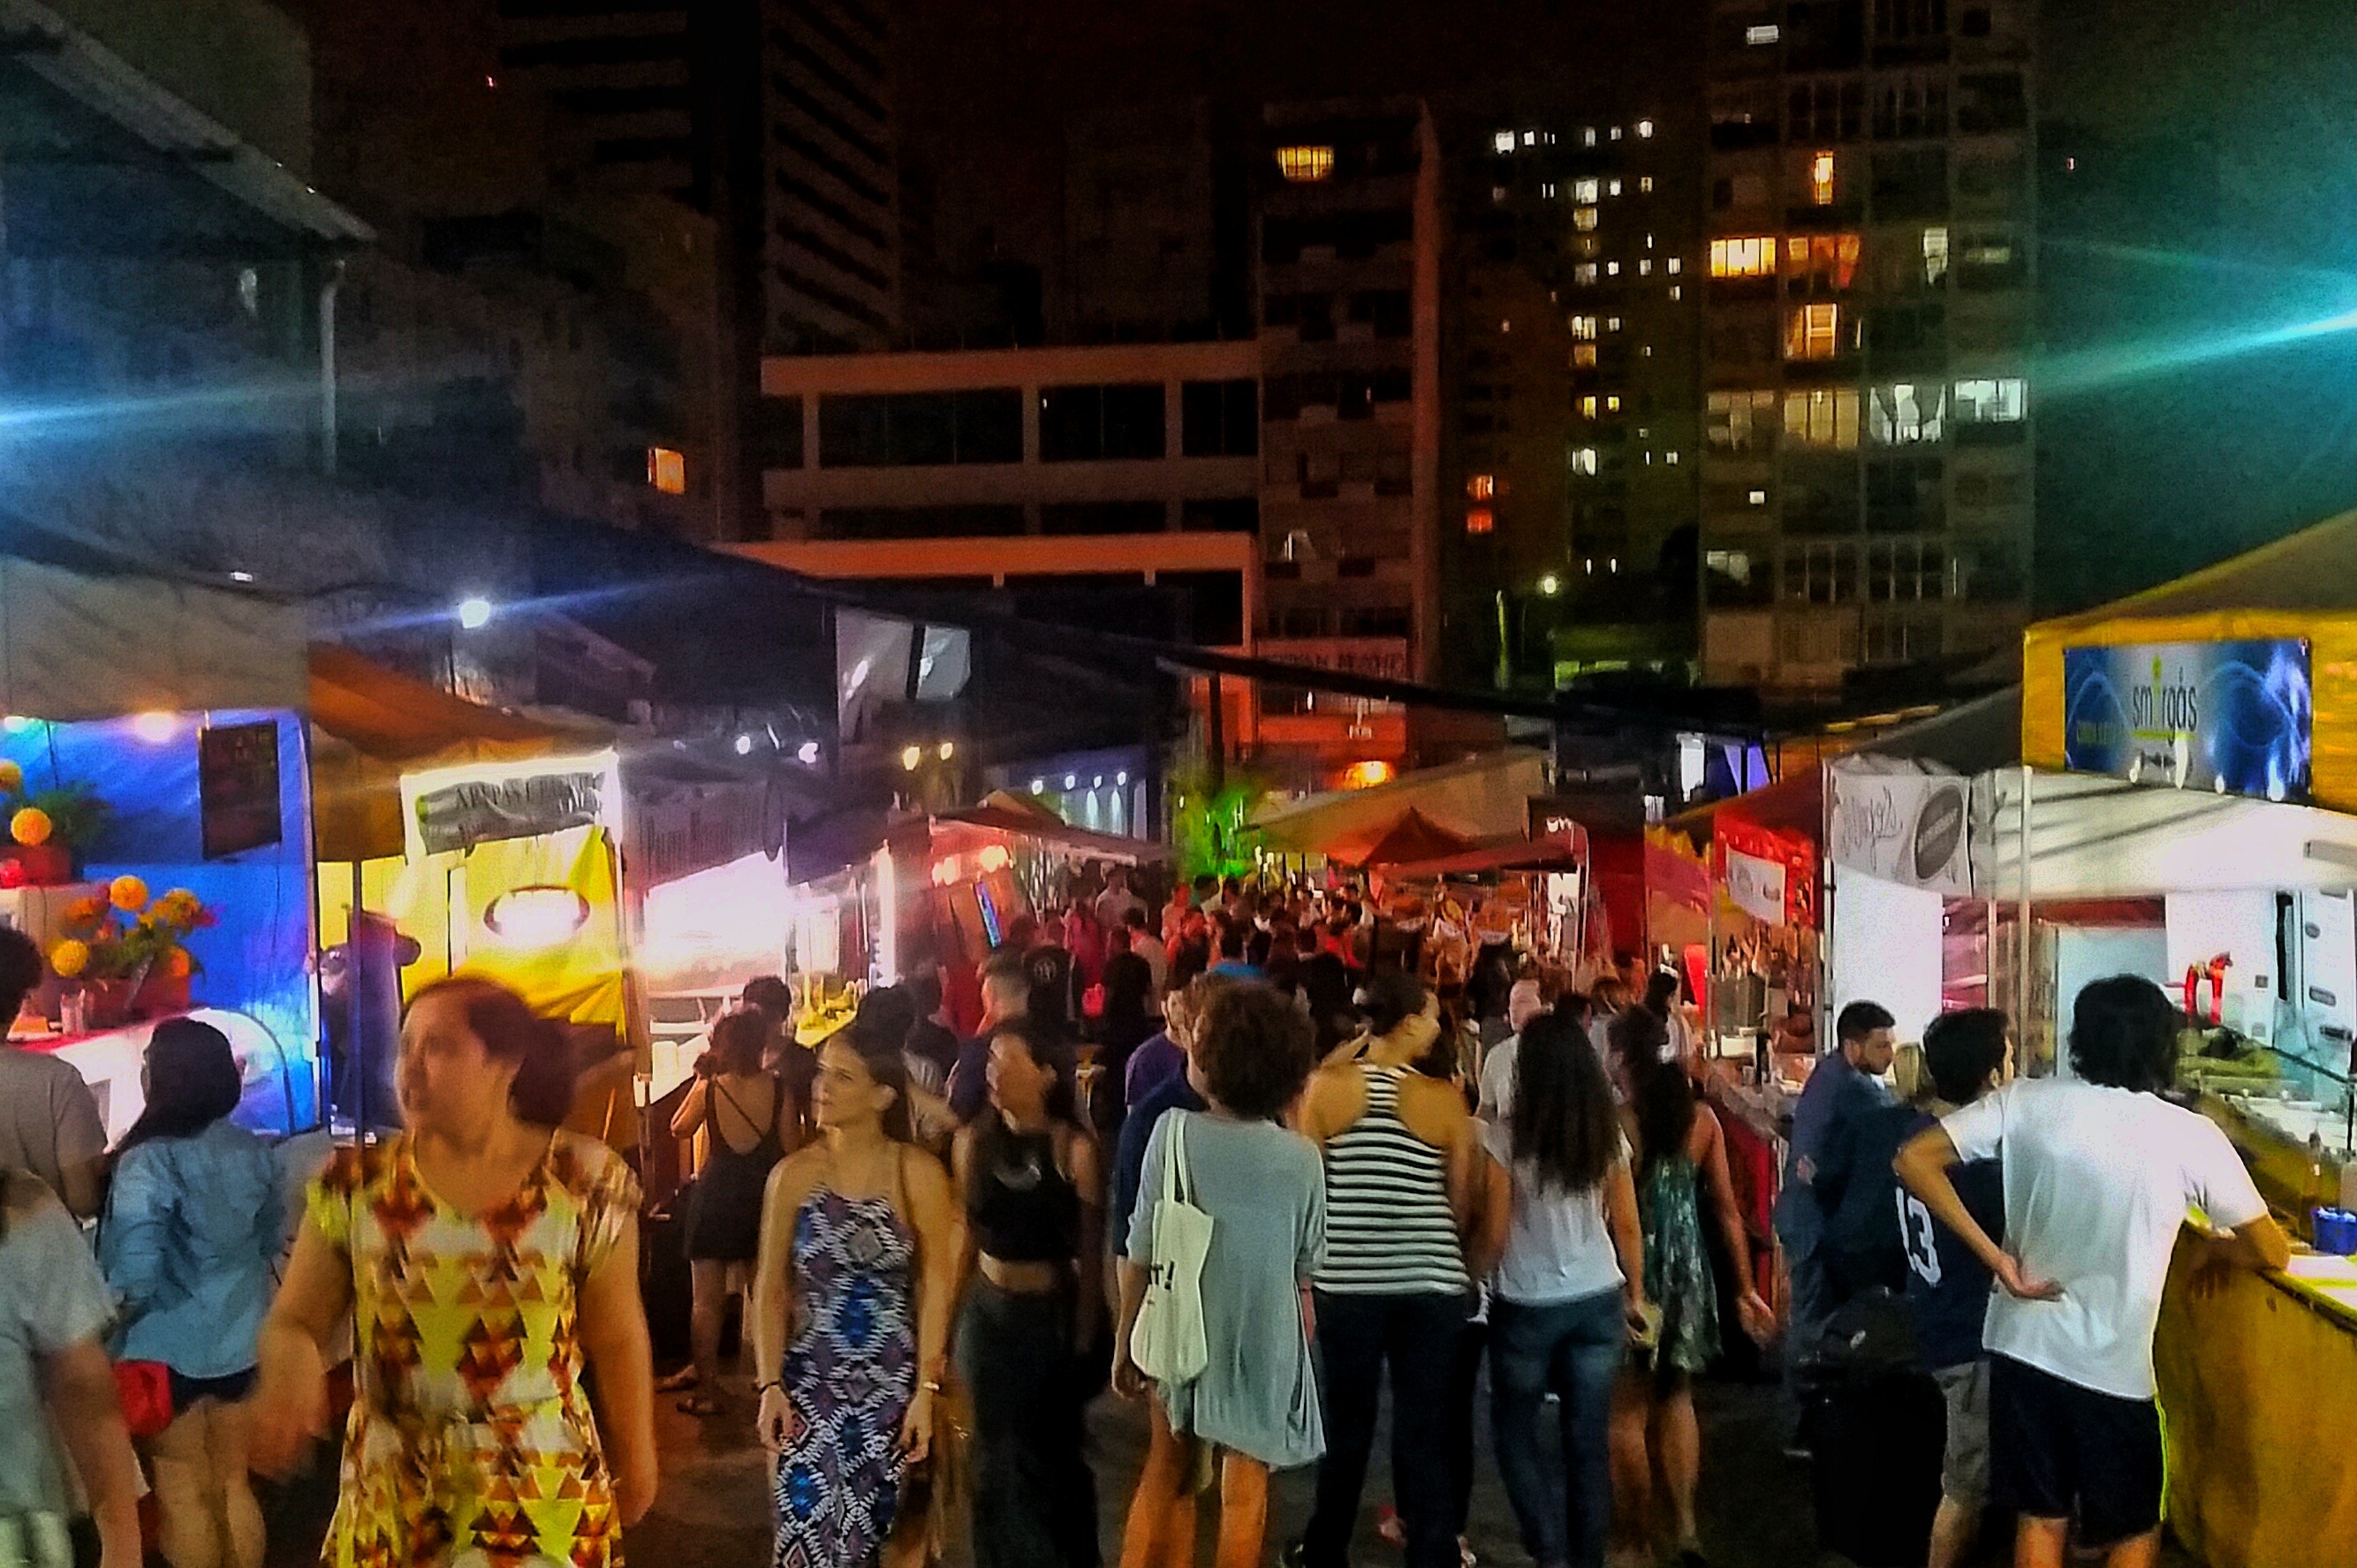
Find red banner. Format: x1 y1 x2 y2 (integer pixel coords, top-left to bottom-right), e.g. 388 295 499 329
1715 816 1817 929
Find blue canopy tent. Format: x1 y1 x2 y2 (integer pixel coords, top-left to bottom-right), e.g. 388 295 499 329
0 550 316 1136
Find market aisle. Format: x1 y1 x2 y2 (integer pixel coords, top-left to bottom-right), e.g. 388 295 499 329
260 1369 2200 1567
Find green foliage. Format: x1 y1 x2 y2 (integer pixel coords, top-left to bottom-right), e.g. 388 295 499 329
26 784 110 851
1167 758 1265 883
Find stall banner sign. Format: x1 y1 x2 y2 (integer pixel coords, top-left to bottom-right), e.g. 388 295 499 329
2062 639 2312 802
199 720 283 860
1643 826 1712 914
1715 816 1818 928
412 766 610 855
1723 848 1787 926
1830 769 1972 894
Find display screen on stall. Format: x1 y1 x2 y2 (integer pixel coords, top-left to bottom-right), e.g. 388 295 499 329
975 884 1004 949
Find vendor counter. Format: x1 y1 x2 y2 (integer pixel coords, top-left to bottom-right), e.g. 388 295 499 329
13 1008 303 1142
2156 1238 2357 1568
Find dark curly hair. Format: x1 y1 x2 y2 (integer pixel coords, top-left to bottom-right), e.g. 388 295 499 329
1194 982 1315 1121
2069 975 2179 1094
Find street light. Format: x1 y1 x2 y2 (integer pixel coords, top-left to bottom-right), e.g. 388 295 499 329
733 733 754 756
1537 573 1562 597
797 740 822 766
900 744 923 771
937 740 956 761
457 595 494 630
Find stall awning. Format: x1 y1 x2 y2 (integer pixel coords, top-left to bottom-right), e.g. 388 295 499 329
2024 508 2357 813
930 804 1171 866
1373 831 1586 882
1249 746 1549 857
0 554 307 718
308 645 583 862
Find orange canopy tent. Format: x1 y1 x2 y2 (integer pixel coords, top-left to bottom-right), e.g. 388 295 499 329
1339 807 1479 869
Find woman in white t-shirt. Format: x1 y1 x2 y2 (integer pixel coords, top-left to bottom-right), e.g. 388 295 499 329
1476 1010 1649 1568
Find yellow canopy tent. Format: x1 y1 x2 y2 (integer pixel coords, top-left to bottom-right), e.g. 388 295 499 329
2023 507 2357 812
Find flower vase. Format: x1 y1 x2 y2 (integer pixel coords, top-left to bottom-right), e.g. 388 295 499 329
85 979 136 1030
133 973 191 1019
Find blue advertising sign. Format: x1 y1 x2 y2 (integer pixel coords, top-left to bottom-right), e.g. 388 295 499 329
2062 640 2312 801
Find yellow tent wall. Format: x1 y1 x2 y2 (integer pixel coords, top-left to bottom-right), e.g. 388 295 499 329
2023 509 2357 814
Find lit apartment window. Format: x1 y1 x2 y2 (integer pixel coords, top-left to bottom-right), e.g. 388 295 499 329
1785 233 1863 290
1747 22 1781 44
1666 256 1682 274
1276 145 1335 182
1954 377 2027 423
1606 261 1621 276
648 445 686 494
1638 119 1656 138
1709 236 1777 276
1641 176 1655 193
1785 302 1845 360
1783 387 1861 450
1493 186 1510 203
1665 449 1680 465
1579 395 1599 418
1639 260 1653 276
1570 314 1599 339
1573 344 1599 367
1605 395 1621 412
1542 182 1557 199
1708 390 1776 452
1466 506 1496 534
1493 130 1516 154
1574 263 1599 285
1574 205 1600 231
1574 178 1601 203
1467 473 1497 500
1606 315 1623 331
1870 383 1946 443
1608 178 1624 197
1645 233 1656 249
1582 126 1598 147
1922 226 1952 285
1669 284 1682 300
1572 447 1600 475
1749 489 1770 505
1610 125 1624 140
1810 150 1838 206
1523 128 1539 147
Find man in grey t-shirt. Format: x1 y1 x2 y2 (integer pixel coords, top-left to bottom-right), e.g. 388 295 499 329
0 929 104 1216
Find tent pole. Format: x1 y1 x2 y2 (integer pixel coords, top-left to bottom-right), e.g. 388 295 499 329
2017 765 2034 1071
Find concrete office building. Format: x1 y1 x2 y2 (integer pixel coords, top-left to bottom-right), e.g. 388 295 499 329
1699 0 2035 693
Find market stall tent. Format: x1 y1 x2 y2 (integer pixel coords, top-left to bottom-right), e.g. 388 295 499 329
1248 746 1549 858
2023 506 2357 811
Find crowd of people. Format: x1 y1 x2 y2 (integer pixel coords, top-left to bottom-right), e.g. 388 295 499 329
0 864 2301 1568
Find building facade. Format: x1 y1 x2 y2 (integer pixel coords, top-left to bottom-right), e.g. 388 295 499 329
1255 100 1445 695
762 0 900 353
1446 107 1703 690
1700 0 2035 693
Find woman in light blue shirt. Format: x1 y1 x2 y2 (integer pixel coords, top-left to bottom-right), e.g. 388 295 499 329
98 1019 281 1568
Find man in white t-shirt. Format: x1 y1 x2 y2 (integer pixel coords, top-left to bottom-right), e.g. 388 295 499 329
1474 978 1551 1121
1897 976 2289 1568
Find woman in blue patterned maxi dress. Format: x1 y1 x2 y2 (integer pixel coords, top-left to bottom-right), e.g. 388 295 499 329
752 1019 960 1568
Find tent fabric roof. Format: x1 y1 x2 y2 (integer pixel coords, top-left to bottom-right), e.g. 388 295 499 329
1669 768 1822 840
1372 833 1586 882
1343 807 1477 869
309 644 563 761
1249 746 1550 856
930 805 1171 866
0 554 307 718
2022 506 2357 813
1846 687 2022 774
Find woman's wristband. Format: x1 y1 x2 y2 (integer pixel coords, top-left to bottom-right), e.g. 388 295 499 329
754 1380 782 1397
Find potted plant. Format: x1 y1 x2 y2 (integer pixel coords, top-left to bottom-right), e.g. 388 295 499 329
49 878 215 1026
0 763 112 885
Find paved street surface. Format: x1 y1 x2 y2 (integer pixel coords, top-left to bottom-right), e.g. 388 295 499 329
258 1362 2199 1567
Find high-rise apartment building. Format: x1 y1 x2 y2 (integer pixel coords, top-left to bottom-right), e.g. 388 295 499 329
1446 108 1702 689
762 0 900 353
494 0 701 200
1699 0 2035 693
1256 100 1444 688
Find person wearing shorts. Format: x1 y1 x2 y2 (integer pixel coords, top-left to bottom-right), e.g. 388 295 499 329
1899 978 2288 1568
1895 1011 2008 1568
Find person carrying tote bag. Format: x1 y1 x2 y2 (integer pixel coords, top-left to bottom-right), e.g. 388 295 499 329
1115 986 1325 1568
1129 1110 1213 1384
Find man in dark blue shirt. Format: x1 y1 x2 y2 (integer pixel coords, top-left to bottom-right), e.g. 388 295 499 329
947 955 1034 1123
1773 1000 1896 1411
1898 1008 2009 1568
1110 1029 1206 1250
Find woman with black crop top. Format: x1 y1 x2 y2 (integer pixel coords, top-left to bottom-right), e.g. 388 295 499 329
951 1016 1105 1568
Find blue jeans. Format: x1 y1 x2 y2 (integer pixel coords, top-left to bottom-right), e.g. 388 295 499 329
1489 1290 1626 1568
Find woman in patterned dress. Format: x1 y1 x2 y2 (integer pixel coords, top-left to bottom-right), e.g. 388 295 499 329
249 978 659 1567
1604 1009 1770 1568
752 1015 958 1568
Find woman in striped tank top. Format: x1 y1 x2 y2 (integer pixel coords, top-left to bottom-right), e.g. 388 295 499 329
1291 972 1502 1568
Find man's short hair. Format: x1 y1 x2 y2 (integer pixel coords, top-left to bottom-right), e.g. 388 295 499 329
1921 1008 2008 1104
2069 975 2179 1094
1837 999 1897 1044
1123 905 1149 930
980 951 1029 1012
